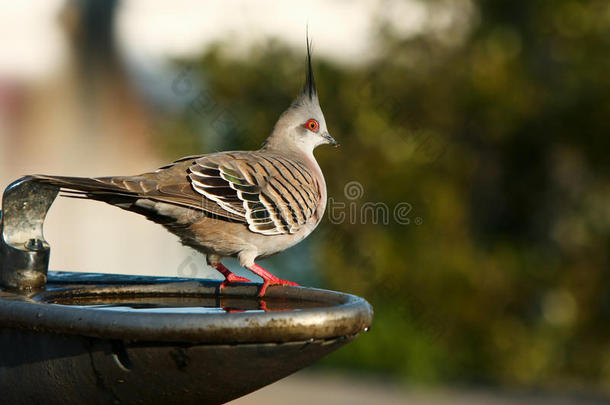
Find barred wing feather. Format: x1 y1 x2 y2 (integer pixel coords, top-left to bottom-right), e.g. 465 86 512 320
188 152 319 235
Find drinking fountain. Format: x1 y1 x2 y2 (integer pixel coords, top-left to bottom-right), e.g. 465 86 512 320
0 177 373 404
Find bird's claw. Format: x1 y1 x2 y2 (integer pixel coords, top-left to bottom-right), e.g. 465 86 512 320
220 273 251 289
258 279 300 296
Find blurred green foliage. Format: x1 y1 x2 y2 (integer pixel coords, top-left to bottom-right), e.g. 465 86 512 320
151 0 610 394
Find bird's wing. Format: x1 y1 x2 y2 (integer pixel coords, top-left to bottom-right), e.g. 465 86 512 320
188 152 320 235
30 155 245 223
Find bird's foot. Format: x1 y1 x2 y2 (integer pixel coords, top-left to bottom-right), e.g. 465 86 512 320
209 262 251 290
246 263 299 296
219 273 251 289
258 279 300 296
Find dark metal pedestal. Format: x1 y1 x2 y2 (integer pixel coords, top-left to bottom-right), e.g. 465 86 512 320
0 273 372 404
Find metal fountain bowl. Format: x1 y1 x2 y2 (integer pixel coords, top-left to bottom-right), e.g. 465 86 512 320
0 177 373 405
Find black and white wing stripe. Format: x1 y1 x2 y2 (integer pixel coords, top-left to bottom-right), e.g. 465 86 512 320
188 152 319 235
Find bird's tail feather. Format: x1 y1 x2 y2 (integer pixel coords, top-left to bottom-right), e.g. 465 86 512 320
29 174 187 226
29 175 139 203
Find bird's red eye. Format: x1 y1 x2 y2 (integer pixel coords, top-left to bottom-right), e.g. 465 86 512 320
304 119 319 132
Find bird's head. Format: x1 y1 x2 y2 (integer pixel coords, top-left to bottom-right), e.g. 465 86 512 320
263 39 338 155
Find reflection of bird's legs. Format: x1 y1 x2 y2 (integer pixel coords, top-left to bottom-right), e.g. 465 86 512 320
207 256 250 289
246 263 299 296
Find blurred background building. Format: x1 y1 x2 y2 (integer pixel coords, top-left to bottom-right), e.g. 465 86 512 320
1 0 609 403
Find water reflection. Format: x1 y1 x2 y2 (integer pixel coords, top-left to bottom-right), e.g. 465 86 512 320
48 295 326 314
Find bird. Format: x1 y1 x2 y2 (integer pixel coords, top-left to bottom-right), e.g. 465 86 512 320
31 39 338 296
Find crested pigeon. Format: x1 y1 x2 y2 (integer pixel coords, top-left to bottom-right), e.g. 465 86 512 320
31 40 338 296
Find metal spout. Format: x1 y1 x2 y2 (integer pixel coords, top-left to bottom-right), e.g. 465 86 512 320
0 177 59 290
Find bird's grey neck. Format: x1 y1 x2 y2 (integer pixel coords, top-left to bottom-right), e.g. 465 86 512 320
261 135 314 158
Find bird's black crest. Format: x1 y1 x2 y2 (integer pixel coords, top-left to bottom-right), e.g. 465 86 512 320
303 34 317 101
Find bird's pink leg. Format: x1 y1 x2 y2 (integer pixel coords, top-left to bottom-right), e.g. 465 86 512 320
209 262 251 289
246 263 299 296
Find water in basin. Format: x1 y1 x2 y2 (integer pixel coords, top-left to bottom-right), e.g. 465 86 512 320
46 294 327 314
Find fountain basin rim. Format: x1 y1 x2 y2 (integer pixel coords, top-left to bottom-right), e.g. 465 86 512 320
0 271 373 344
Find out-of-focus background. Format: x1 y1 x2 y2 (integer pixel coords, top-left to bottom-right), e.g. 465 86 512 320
1 0 609 403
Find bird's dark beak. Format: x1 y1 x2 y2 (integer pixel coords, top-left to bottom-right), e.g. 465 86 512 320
323 131 339 147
